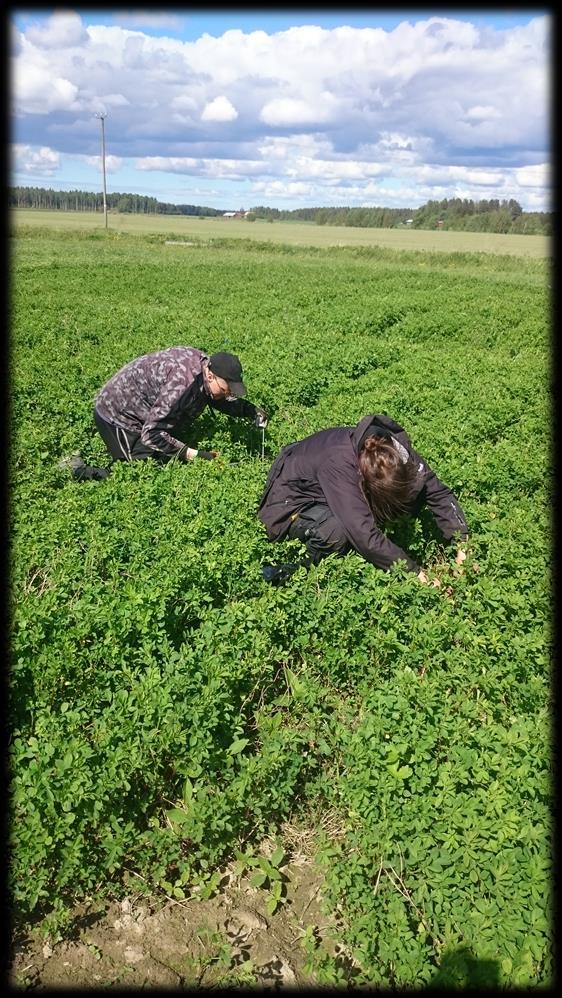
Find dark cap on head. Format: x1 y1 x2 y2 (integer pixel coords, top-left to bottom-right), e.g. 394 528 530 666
208 352 247 396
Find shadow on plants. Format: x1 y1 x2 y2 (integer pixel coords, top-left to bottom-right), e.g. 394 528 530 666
49 906 106 944
386 507 445 557
10 880 115 944
10 662 37 731
163 582 236 648
346 356 384 378
287 377 328 408
174 409 273 459
425 945 500 989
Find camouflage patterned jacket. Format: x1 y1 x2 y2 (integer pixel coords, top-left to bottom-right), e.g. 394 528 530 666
95 346 256 457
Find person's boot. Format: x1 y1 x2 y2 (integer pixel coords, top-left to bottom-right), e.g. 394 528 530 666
58 454 110 481
262 563 298 584
74 464 111 481
58 453 86 474
261 556 312 584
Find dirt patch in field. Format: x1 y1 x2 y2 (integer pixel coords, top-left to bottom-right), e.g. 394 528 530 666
10 837 357 989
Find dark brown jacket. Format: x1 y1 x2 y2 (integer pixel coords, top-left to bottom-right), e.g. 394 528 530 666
96 347 256 457
257 414 468 572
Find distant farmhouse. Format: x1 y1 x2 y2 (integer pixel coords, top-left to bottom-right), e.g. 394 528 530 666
222 211 244 219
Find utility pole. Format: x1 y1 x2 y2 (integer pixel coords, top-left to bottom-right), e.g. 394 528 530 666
94 111 108 229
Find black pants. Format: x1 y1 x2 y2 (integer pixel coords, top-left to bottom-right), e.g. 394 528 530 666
287 496 430 565
286 503 351 565
94 408 170 462
73 409 171 480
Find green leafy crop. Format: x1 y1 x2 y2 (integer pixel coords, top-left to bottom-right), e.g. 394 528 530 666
10 226 551 986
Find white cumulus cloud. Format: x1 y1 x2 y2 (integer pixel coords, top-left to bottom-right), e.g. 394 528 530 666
12 59 79 114
514 163 550 187
25 11 89 49
12 144 60 175
201 96 238 122
80 153 123 173
135 156 264 179
260 94 339 126
9 12 552 210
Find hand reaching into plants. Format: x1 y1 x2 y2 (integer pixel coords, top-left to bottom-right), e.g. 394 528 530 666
455 546 467 566
183 448 219 460
417 570 441 587
452 543 469 576
418 570 456 598
254 406 268 429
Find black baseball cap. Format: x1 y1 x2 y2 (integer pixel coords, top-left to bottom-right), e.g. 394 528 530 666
208 352 247 396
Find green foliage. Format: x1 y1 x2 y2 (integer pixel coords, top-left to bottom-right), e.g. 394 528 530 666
231 845 288 914
10 227 551 986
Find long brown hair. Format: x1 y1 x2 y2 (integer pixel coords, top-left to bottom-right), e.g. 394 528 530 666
358 434 417 523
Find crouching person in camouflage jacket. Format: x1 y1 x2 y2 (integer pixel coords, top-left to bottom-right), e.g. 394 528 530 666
60 347 268 481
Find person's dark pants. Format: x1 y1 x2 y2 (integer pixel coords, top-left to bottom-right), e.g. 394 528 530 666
285 496 429 565
93 408 169 462
73 408 169 480
286 503 351 565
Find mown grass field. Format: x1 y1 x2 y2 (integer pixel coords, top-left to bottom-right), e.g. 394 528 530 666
10 207 551 257
10 221 552 987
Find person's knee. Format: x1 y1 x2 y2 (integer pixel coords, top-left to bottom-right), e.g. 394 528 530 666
290 506 349 561
306 528 349 562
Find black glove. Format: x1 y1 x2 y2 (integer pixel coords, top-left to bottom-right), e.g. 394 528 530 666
196 450 219 460
254 406 268 429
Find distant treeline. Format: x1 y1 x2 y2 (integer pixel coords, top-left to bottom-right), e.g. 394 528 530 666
10 186 551 235
9 186 224 217
248 198 551 235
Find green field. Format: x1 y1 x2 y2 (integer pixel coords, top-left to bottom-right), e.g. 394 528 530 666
11 222 552 987
11 207 551 258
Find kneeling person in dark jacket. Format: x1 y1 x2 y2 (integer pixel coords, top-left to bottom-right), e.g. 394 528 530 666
258 413 468 584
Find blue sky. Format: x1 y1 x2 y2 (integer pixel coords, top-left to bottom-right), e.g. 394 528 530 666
10 9 551 211
11 9 545 40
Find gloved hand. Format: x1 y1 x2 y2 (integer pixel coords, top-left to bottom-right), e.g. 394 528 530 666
196 450 219 460
254 406 268 429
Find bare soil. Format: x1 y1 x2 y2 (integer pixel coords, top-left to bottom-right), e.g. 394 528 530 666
9 837 356 989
